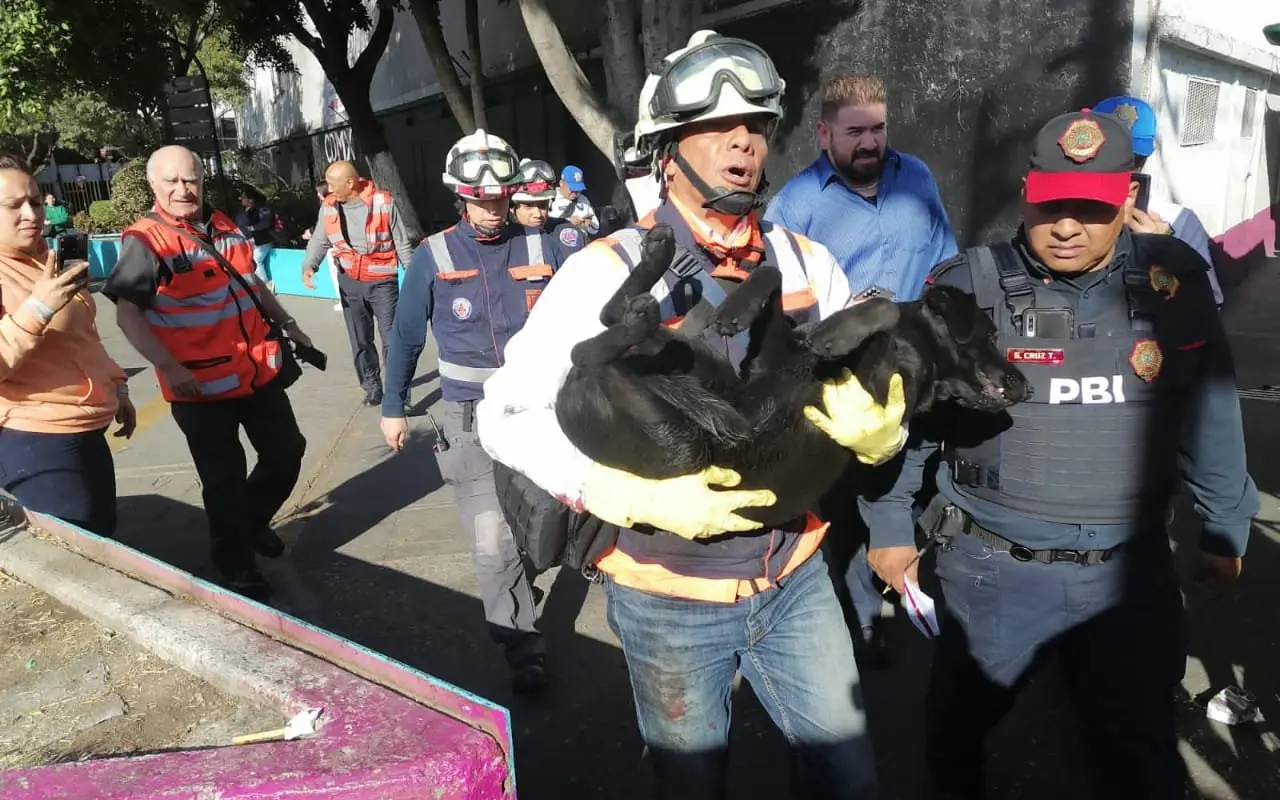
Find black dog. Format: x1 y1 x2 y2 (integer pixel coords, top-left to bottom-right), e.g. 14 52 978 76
555 224 1030 528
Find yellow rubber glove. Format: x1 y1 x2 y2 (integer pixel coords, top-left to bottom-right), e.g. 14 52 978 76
583 463 777 540
803 370 909 466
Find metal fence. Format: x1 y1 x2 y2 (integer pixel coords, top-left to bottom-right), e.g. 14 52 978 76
34 162 125 216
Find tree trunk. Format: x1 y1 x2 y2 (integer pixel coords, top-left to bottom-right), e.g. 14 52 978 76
407 0 476 133
335 81 426 241
639 0 701 67
599 0 644 128
516 0 618 158
464 0 487 130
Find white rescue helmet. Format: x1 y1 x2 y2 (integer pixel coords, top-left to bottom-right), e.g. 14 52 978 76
511 158 557 203
633 30 785 158
442 128 521 199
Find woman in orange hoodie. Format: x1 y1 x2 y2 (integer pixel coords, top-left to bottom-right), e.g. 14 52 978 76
0 155 135 535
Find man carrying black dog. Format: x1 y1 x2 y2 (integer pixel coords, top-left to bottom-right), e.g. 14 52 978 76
862 109 1259 799
478 30 908 799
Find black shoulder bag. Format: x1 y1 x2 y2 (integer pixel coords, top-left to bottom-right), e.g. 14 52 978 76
146 213 304 389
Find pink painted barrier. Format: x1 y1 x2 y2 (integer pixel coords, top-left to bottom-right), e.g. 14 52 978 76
0 510 517 799
1213 205 1277 291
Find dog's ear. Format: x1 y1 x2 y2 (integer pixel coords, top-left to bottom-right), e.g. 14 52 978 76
923 285 982 345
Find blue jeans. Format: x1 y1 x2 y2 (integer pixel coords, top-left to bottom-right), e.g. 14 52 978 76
252 243 274 284
604 550 879 800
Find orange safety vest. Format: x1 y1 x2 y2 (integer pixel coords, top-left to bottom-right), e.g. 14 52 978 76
122 209 282 403
321 181 399 282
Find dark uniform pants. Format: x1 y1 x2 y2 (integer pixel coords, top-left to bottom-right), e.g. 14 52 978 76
338 272 398 395
927 530 1189 799
170 380 307 578
432 401 543 666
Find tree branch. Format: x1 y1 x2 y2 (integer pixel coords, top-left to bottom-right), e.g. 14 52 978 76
407 0 476 132
354 0 396 83
281 4 326 62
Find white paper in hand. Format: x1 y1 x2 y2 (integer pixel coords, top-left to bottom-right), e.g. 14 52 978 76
901 574 941 639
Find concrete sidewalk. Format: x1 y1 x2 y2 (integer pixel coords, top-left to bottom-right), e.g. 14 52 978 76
89 275 1280 799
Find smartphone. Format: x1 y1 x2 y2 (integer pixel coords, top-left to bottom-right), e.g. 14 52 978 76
55 231 89 274
1023 308 1075 339
295 343 328 371
1133 172 1151 212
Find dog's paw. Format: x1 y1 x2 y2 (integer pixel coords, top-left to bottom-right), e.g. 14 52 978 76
622 294 660 328
640 224 676 269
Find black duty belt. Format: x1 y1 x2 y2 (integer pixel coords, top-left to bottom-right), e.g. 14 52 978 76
961 517 1121 566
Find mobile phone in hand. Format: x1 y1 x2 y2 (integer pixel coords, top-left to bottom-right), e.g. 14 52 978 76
55 231 89 275
1133 173 1151 212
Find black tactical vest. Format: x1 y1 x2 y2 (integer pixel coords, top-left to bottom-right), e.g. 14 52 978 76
947 238 1197 524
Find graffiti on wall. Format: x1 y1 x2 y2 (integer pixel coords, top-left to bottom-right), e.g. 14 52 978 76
322 126 356 164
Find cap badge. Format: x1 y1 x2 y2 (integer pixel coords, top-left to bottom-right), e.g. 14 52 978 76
1112 103 1139 129
1128 338 1163 383
1148 265 1179 299
1058 118 1107 163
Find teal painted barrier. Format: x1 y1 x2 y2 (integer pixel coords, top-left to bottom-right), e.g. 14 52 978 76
63 237 417 302
44 235 122 280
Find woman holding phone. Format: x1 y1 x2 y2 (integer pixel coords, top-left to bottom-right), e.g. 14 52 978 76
0 154 135 535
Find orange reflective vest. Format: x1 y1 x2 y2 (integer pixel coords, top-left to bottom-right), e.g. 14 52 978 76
122 209 282 403
321 182 399 282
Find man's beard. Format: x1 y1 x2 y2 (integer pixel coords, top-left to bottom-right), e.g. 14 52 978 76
835 150 885 185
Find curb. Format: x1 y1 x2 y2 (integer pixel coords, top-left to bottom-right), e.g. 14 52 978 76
0 526 299 712
0 515 514 799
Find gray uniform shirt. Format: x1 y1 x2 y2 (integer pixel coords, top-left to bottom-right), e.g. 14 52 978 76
301 196 416 274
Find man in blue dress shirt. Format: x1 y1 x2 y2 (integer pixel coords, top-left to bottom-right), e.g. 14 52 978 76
765 74 957 300
765 75 959 662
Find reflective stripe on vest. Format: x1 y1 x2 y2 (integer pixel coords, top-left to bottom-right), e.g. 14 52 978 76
124 210 281 403
438 360 499 383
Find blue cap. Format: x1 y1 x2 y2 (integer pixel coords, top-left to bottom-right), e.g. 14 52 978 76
1092 95 1156 157
560 165 586 192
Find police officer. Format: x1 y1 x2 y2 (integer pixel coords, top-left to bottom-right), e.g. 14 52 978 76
509 158 585 254
860 110 1260 799
378 129 569 694
476 31 909 798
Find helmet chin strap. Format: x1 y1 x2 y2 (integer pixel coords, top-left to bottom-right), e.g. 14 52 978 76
669 148 764 217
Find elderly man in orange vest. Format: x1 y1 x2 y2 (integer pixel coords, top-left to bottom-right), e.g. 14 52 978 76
106 145 313 601
301 161 416 406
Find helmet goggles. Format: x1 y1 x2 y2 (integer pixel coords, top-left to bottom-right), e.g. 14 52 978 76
649 37 783 121
447 148 520 194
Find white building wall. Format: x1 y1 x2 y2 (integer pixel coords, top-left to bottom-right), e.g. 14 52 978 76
1132 0 1280 237
237 0 598 148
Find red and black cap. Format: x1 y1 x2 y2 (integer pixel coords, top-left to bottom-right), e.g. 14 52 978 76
1025 109 1135 207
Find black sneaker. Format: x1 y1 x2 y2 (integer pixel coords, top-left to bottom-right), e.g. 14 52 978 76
250 527 285 559
511 656 550 695
224 569 272 602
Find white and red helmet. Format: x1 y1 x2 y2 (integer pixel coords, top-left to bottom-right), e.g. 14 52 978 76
442 128 521 199
511 159 557 203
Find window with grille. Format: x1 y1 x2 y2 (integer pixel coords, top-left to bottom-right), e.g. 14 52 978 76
1180 77 1220 146
1242 88 1258 138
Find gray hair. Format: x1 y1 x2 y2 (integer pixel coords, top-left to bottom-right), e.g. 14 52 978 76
146 145 204 183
